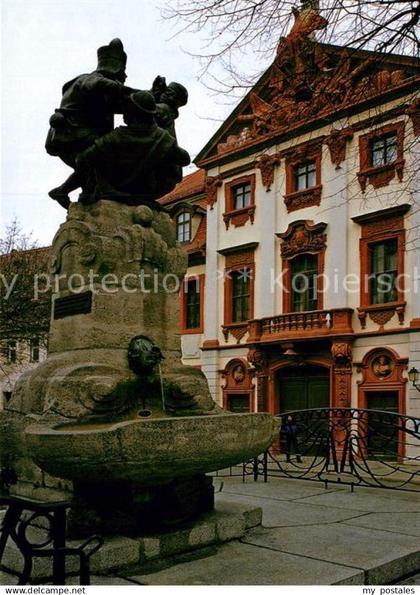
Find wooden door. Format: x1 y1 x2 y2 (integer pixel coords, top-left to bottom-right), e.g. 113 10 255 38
226 393 251 413
278 367 330 456
366 391 398 459
278 366 330 412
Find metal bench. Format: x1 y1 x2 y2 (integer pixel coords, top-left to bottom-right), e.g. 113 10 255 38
0 494 103 585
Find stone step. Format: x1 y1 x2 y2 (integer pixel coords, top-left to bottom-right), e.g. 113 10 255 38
0 500 261 582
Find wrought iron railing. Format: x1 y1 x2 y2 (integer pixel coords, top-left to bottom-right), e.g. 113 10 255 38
212 458 262 481
0 495 103 585
245 408 420 491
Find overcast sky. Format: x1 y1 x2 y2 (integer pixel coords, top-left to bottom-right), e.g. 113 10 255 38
1 0 252 246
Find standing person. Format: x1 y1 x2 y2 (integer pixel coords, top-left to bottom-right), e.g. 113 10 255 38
280 415 303 463
45 38 134 209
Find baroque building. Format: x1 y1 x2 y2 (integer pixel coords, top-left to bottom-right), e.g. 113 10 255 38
162 6 420 444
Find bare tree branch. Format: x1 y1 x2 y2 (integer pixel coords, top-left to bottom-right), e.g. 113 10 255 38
0 219 51 344
161 0 420 93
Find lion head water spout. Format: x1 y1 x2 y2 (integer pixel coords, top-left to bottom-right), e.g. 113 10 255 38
128 335 165 416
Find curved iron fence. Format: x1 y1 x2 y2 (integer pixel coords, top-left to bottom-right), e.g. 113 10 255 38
251 408 420 491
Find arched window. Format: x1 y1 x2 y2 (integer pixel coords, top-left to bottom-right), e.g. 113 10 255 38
176 210 191 243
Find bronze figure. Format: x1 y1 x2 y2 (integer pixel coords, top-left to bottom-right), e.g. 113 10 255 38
46 40 190 210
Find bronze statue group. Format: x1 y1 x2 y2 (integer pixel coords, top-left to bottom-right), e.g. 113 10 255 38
45 39 190 209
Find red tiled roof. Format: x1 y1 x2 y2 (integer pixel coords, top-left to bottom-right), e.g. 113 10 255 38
159 169 206 206
187 214 207 254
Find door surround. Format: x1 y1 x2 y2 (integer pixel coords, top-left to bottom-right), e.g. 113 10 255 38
221 358 255 411
356 347 408 459
356 347 407 414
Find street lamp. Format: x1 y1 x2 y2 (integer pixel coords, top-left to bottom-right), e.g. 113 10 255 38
408 367 420 392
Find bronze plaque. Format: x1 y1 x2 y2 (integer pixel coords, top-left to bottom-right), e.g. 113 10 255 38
54 291 92 320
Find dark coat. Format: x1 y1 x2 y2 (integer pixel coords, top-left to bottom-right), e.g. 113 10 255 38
45 71 127 161
78 122 190 203
280 419 302 439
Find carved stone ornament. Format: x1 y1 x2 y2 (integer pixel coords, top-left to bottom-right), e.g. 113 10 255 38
331 340 353 407
222 323 248 344
331 341 352 364
407 100 420 136
277 220 327 259
369 308 395 327
356 347 408 388
372 355 393 378
50 202 187 289
213 6 412 158
205 175 223 209
247 345 267 371
284 185 322 213
282 138 323 164
325 128 354 168
232 364 246 383
357 303 405 330
223 206 256 230
256 153 281 191
359 213 406 239
221 359 255 413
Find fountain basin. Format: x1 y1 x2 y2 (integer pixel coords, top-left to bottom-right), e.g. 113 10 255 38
25 413 276 486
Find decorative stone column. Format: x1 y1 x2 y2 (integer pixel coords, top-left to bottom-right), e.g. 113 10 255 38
247 345 269 412
331 340 353 408
331 340 353 461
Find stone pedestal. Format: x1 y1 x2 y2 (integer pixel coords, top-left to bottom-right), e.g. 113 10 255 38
70 475 214 537
3 199 275 539
10 200 217 421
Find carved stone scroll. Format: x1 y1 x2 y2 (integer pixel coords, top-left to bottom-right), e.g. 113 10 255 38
325 128 354 169
256 153 281 191
205 175 223 209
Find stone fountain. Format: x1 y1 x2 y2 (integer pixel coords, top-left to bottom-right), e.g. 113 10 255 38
5 39 275 542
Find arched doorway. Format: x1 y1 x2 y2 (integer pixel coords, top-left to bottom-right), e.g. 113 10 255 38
276 364 330 414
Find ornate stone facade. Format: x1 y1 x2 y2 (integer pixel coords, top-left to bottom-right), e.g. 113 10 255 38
205 175 223 209
277 220 327 259
256 153 281 191
325 128 354 168
206 7 415 160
